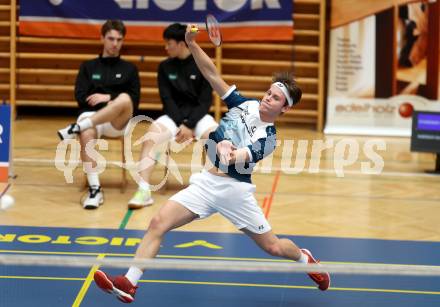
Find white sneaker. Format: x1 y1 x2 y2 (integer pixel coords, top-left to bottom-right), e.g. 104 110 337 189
82 186 104 209
58 123 80 140
128 189 153 209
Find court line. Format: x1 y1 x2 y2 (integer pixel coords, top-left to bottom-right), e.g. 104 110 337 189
0 275 439 296
139 279 440 296
0 275 83 281
0 183 11 198
13 147 435 165
9 180 440 204
72 254 105 307
119 209 133 230
263 170 281 218
13 158 440 179
269 191 440 203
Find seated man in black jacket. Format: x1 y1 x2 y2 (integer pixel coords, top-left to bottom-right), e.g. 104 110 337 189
57 20 140 209
127 23 217 209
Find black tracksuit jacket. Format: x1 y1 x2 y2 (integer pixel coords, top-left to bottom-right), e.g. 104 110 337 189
157 55 213 129
74 55 140 115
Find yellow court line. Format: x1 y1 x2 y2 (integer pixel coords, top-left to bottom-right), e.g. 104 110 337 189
142 279 316 290
0 275 84 281
1 249 439 268
0 274 439 296
72 254 105 307
139 279 440 296
0 249 112 256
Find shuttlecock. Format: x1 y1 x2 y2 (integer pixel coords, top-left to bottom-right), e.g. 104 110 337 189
0 194 14 210
49 0 63 6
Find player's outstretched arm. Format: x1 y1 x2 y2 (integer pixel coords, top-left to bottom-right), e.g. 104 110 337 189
185 25 229 97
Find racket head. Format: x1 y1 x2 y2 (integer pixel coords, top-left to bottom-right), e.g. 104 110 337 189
205 14 222 47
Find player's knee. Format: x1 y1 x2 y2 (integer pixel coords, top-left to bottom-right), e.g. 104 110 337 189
79 128 96 142
115 93 132 106
264 242 283 257
148 215 168 235
109 93 132 115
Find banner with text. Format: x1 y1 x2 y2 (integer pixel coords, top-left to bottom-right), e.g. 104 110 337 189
326 96 440 136
19 0 293 42
325 3 440 137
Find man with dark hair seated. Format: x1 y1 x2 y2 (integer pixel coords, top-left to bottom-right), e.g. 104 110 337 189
127 23 217 209
58 19 140 209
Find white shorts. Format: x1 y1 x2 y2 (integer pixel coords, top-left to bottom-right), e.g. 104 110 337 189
155 114 217 140
77 111 126 138
170 170 271 234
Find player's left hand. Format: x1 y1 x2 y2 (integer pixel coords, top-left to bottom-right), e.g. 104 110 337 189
217 140 236 165
185 24 199 45
176 124 194 144
87 93 111 106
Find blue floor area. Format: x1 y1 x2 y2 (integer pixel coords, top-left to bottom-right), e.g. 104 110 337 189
1 226 439 306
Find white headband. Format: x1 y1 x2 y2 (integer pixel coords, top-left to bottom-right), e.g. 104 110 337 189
272 82 293 106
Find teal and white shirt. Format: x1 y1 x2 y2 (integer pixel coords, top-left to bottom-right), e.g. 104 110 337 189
207 85 277 183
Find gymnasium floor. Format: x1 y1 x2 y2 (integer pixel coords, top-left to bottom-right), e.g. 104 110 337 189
0 116 440 306
1 226 440 307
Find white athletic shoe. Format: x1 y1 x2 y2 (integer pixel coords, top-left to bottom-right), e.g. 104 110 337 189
128 189 153 209
58 123 80 140
82 186 104 209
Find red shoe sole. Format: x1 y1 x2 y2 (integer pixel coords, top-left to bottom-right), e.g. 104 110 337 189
94 270 134 303
94 270 113 293
301 249 331 291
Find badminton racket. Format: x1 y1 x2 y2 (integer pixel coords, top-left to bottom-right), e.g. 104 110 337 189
191 14 222 47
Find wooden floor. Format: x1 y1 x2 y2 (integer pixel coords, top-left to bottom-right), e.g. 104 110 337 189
1 115 439 241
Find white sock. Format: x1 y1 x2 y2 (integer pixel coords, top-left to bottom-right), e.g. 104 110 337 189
138 180 150 192
87 172 100 188
297 251 309 263
77 118 93 131
125 266 143 286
